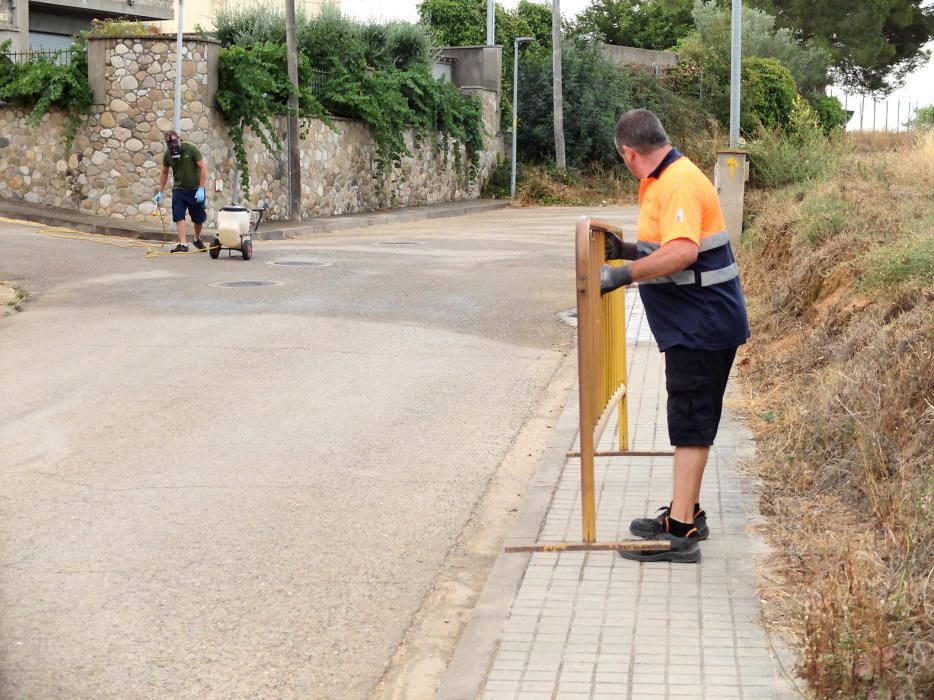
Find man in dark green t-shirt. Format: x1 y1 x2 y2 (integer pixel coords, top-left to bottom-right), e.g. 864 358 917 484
153 130 209 253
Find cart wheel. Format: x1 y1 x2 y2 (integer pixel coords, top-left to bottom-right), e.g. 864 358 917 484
209 238 221 259
242 239 253 261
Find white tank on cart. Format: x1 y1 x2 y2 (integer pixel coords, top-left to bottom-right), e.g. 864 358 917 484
217 206 251 249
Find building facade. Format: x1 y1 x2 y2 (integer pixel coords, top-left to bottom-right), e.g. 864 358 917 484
158 0 338 34
0 0 173 52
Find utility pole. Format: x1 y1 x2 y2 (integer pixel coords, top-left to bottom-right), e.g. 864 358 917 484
511 37 535 198
728 0 741 147
285 0 301 220
174 0 184 133
552 0 566 169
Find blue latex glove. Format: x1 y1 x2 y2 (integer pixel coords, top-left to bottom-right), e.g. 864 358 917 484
195 187 205 203
153 192 164 204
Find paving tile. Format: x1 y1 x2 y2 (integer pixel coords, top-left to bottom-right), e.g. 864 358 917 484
483 679 520 692
459 293 794 700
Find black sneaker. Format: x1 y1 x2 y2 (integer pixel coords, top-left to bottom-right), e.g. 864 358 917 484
619 529 701 564
192 238 206 250
170 244 189 253
630 506 709 541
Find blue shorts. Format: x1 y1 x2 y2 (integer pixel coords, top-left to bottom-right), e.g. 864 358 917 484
664 345 738 447
171 188 206 224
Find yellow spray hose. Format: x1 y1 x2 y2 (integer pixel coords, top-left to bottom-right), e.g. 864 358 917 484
1 210 208 259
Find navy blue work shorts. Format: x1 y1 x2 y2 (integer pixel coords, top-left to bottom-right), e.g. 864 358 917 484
171 188 206 224
664 345 738 447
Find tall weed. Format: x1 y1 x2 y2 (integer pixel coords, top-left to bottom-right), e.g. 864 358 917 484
747 100 843 188
738 130 934 697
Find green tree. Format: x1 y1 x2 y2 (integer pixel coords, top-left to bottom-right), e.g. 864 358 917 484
517 0 554 47
572 0 695 50
678 0 832 94
417 0 486 46
747 0 934 94
674 0 832 130
417 0 548 47
419 0 555 129
515 38 709 169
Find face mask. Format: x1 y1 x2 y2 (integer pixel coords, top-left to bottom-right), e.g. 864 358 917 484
167 138 182 159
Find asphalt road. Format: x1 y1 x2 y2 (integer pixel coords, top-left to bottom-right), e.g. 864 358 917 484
0 206 637 699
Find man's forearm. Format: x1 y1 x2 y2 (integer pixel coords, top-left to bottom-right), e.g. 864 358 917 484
627 238 698 282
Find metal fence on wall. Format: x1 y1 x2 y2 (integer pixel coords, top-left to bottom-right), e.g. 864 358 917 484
827 88 924 132
1 49 73 66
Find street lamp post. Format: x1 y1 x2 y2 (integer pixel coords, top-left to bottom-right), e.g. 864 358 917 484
487 0 495 45
511 37 535 199
174 0 184 133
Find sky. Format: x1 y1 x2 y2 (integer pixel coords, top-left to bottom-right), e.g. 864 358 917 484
341 0 933 126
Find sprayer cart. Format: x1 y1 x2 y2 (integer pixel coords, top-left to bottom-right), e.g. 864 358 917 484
209 203 267 261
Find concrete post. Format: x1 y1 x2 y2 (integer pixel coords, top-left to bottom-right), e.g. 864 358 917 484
714 150 748 248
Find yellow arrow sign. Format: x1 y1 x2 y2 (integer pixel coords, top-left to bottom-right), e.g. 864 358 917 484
727 156 738 179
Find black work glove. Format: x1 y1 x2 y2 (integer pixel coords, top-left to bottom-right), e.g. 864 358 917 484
604 233 638 261
600 264 632 295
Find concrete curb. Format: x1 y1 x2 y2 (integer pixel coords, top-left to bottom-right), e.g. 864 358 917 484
0 199 512 242
437 367 580 700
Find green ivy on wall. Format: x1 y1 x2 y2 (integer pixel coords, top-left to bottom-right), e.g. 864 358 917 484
0 38 93 154
215 41 330 198
214 5 485 200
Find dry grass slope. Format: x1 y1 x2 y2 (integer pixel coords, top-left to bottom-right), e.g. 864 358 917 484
737 131 933 698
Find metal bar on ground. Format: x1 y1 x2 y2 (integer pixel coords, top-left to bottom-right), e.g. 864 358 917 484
505 541 671 553
566 450 675 458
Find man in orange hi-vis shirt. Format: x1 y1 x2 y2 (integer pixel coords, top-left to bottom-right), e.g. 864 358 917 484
601 109 750 564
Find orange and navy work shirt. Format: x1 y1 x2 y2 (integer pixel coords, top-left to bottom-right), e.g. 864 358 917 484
635 148 750 351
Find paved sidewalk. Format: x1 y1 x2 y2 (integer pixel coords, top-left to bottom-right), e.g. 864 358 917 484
441 289 801 700
0 197 509 241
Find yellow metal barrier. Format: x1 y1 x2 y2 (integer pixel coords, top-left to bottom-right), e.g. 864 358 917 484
576 216 628 542
504 216 671 554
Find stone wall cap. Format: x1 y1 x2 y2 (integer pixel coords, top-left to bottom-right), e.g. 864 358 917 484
441 45 502 50
87 34 221 45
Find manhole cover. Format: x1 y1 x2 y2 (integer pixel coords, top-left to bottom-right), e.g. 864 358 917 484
269 260 332 267
210 280 281 288
376 240 420 245
558 308 578 327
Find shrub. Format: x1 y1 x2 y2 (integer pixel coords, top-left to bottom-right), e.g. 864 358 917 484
747 98 842 187
214 1 291 46
807 93 849 134
860 226 934 290
741 57 798 132
88 18 162 36
799 193 850 245
908 104 934 130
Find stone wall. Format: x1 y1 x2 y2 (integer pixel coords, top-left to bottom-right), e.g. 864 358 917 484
600 43 678 70
0 35 501 226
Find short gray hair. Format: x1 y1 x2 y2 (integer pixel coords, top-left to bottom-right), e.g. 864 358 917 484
614 109 669 154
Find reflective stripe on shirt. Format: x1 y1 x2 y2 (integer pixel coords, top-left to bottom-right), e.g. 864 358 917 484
638 230 738 287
